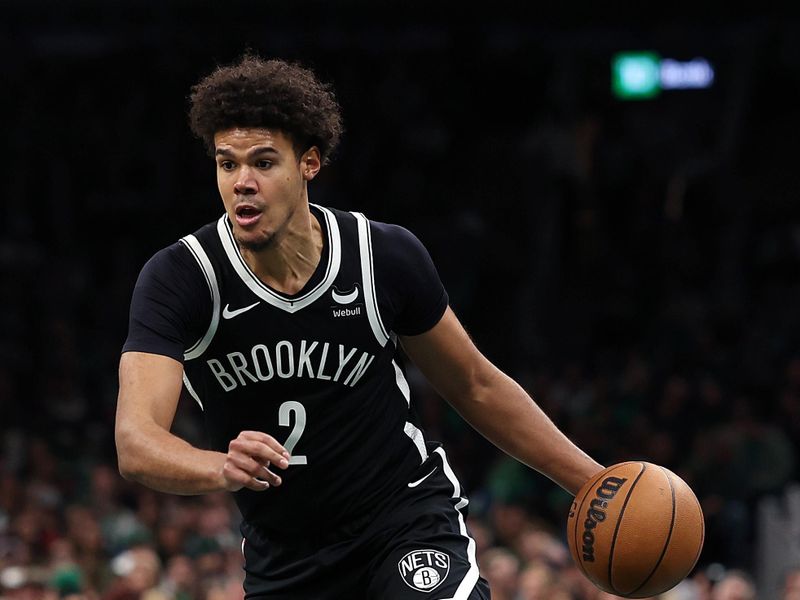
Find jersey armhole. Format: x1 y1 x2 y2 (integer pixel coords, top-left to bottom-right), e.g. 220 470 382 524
352 212 393 347
180 234 221 360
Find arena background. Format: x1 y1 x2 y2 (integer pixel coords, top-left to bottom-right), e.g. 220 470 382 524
2 4 800 599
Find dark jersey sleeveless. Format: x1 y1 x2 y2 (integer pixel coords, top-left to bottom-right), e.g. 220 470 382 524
123 204 448 537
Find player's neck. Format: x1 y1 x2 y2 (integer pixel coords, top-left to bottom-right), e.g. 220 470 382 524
241 209 323 295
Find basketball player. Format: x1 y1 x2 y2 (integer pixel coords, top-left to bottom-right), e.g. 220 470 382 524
115 55 603 599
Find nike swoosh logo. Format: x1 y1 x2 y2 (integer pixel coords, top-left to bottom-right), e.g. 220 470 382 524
222 302 260 319
331 287 359 305
408 467 438 488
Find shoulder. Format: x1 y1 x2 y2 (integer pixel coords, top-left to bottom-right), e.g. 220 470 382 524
139 219 221 279
124 233 216 360
361 215 448 335
135 222 223 296
367 218 433 266
326 209 439 279
318 206 432 268
368 219 421 244
369 219 439 288
137 241 199 284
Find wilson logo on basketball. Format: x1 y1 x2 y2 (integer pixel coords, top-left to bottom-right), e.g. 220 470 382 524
581 476 628 562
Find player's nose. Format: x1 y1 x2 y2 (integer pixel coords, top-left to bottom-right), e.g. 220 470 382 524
233 168 257 194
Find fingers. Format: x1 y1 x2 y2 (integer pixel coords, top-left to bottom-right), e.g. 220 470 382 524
222 431 292 492
227 453 283 486
230 433 291 469
222 461 283 492
223 461 272 492
254 465 284 488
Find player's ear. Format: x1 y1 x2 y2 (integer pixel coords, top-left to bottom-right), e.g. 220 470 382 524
301 147 321 181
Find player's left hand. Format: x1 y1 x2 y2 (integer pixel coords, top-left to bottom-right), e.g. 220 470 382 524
221 430 291 492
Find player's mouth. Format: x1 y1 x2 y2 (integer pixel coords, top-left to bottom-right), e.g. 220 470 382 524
234 204 263 228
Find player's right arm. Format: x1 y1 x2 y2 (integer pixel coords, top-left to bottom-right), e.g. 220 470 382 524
372 220 601 494
115 243 288 494
116 351 288 494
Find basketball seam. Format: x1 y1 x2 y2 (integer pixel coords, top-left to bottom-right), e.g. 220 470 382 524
574 468 615 580
607 462 647 596
629 466 677 597
688 485 705 571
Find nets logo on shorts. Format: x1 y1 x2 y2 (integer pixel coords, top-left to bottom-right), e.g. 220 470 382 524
397 549 450 592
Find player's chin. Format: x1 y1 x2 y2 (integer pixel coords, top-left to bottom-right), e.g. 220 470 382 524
235 230 275 252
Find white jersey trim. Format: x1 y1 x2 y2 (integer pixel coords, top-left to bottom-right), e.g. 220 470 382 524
404 422 428 463
434 447 481 600
180 234 220 361
182 372 204 411
216 205 341 313
393 360 412 405
393 360 428 463
353 212 390 346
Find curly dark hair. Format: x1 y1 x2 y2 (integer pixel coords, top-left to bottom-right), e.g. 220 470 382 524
189 55 343 165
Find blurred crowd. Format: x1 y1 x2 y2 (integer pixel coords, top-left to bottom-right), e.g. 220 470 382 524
1 355 799 598
3 8 800 600
0 429 799 599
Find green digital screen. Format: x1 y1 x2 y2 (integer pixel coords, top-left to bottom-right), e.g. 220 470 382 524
612 52 662 99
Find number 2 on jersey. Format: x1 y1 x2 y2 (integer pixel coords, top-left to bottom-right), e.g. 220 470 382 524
278 401 308 465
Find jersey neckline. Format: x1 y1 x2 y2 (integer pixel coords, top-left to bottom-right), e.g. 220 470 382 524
216 203 342 314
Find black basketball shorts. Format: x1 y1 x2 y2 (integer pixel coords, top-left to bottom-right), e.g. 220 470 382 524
241 444 491 599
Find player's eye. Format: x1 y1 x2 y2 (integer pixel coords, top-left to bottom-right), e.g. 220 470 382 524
219 161 236 171
256 159 273 169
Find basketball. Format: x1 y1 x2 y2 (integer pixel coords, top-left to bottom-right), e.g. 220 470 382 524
566 461 705 598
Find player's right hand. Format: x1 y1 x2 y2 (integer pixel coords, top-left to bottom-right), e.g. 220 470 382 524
222 431 291 492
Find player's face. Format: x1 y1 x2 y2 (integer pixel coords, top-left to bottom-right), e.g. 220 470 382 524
214 127 319 252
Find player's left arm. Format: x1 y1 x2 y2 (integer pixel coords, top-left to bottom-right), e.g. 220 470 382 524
400 307 604 496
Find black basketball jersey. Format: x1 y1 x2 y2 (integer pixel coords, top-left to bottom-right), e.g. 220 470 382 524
123 204 448 537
